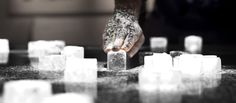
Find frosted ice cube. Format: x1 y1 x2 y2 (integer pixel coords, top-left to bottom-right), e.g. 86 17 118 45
150 37 168 53
144 55 154 70
152 53 173 73
201 75 221 89
50 40 66 50
61 46 84 59
28 40 65 57
178 54 203 77
3 80 52 103
139 68 182 91
139 89 160 103
169 51 186 58
202 55 222 78
140 53 179 91
173 56 180 71
0 39 9 53
42 93 94 103
138 52 153 65
0 53 9 64
184 35 202 54
64 58 97 83
144 53 172 73
107 50 127 71
65 83 97 98
139 68 160 91
38 55 66 71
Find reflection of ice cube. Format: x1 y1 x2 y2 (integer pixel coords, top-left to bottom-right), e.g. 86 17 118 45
139 88 160 103
150 37 168 53
3 80 52 103
139 70 182 103
0 53 9 64
64 58 97 83
62 46 84 59
28 40 65 57
144 55 154 70
181 79 203 95
201 76 221 89
65 83 97 98
0 39 9 53
38 55 66 71
184 35 202 54
173 56 180 71
42 93 94 103
107 50 126 71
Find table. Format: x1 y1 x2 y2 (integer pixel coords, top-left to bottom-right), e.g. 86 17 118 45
0 50 236 103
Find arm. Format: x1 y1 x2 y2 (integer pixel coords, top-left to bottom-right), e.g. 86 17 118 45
103 0 145 57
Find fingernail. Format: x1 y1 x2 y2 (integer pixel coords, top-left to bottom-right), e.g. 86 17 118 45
114 39 123 48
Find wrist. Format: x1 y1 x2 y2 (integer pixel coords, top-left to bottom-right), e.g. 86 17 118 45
114 0 141 17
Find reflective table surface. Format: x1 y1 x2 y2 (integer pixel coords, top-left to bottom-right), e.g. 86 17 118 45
0 50 236 103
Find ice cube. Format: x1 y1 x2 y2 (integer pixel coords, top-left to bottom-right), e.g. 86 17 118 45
28 40 65 57
0 39 9 53
38 55 66 71
61 46 84 59
139 52 153 65
184 35 202 54
152 53 173 73
202 55 222 78
0 53 9 64
42 93 94 103
169 51 186 58
178 54 203 77
64 58 97 83
107 50 127 71
150 37 168 53
181 79 203 95
139 67 182 92
3 80 52 103
144 55 154 70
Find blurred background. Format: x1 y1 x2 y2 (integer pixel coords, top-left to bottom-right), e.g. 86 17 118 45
0 0 114 49
0 0 235 49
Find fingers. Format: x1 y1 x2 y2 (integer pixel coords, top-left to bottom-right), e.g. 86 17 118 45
103 18 116 53
103 32 126 52
103 32 114 53
113 31 126 50
127 34 145 57
121 23 142 52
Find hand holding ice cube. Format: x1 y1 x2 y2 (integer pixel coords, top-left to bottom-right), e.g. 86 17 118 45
103 10 144 57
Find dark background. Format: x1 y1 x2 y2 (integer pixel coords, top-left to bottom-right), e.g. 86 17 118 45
0 0 235 51
143 0 235 46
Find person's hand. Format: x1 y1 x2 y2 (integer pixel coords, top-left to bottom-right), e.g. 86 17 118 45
103 10 145 57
